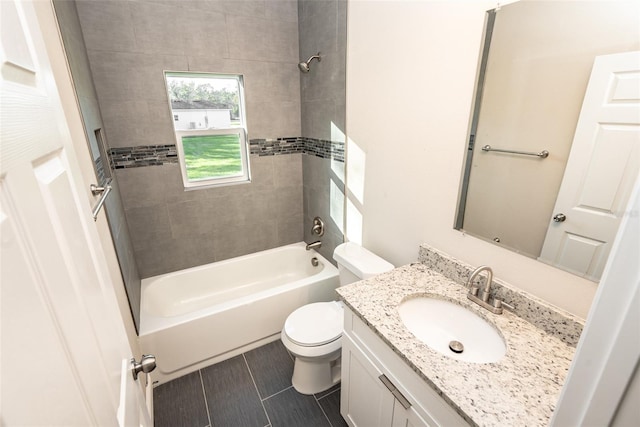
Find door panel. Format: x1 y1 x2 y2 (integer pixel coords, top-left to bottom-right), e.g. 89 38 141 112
578 125 639 211
1 0 149 424
0 187 94 425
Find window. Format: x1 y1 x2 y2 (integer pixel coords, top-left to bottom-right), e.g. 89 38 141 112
164 72 250 188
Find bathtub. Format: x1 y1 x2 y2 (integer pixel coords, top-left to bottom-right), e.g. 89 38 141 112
138 242 340 384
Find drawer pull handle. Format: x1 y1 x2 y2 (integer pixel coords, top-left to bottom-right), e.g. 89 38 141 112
378 374 412 409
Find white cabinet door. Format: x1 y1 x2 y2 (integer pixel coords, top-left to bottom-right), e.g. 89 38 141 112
341 335 395 427
0 1 150 424
340 335 429 427
539 51 640 280
391 399 431 427
342 334 431 427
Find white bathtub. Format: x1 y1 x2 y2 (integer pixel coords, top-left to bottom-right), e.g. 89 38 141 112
138 242 340 384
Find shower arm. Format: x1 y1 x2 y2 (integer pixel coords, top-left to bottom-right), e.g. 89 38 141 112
305 53 321 64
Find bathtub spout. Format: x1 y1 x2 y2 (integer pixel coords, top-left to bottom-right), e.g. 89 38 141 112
306 241 322 251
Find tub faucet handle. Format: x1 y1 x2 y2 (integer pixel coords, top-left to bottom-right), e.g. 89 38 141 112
312 217 325 236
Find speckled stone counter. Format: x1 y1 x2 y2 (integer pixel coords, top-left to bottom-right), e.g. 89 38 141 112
336 261 582 426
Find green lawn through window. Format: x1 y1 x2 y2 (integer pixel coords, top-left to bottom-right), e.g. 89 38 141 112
181 134 242 180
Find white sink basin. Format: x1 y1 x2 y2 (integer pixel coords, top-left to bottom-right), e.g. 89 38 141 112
398 296 506 363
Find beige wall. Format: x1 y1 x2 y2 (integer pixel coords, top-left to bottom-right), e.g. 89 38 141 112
464 1 640 257
345 0 616 318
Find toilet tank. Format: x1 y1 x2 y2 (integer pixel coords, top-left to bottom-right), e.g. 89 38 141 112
333 242 394 285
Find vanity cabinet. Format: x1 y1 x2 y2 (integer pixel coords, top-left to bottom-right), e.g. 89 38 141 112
340 307 469 427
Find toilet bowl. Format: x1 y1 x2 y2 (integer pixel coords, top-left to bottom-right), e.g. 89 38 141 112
281 242 394 395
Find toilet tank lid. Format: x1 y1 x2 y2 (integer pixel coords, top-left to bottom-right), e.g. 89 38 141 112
333 242 394 279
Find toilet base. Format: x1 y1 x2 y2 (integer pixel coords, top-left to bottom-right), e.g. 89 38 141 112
291 353 341 395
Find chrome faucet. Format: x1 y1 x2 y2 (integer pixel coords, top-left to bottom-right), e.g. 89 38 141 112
466 265 504 314
469 265 493 302
306 241 322 251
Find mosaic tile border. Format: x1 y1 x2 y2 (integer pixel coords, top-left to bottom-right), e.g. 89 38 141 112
248 137 305 157
109 144 178 169
302 137 345 162
94 155 107 183
109 137 344 169
249 137 344 162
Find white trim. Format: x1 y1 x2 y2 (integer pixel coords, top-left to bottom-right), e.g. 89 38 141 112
163 72 250 189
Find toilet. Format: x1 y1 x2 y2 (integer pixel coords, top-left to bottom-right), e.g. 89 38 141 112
281 242 394 395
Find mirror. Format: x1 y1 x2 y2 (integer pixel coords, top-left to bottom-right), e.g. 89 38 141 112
456 0 640 281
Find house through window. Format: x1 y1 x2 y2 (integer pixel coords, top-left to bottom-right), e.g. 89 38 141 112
164 72 250 188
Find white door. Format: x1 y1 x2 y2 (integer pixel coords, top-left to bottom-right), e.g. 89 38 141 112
0 1 150 425
539 51 640 281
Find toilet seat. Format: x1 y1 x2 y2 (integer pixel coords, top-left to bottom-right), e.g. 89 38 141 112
283 301 343 347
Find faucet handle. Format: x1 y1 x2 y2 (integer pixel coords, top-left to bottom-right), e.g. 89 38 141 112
500 300 515 311
469 285 479 297
311 217 325 236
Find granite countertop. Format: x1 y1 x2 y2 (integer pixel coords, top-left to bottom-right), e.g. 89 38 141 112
336 263 578 426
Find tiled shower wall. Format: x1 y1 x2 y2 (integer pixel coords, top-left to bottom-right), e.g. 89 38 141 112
114 155 304 276
75 0 347 281
76 0 305 278
299 0 348 262
53 0 142 328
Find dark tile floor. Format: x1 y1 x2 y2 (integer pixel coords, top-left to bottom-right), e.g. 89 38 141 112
153 340 348 427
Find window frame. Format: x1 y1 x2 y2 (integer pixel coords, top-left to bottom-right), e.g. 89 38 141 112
164 71 251 189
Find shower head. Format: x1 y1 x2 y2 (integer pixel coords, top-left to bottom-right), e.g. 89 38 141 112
298 52 321 73
298 62 311 73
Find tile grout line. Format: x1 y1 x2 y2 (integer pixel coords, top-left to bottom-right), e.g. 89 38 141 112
198 370 213 427
314 392 334 427
260 385 294 402
243 353 273 427
317 386 341 401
